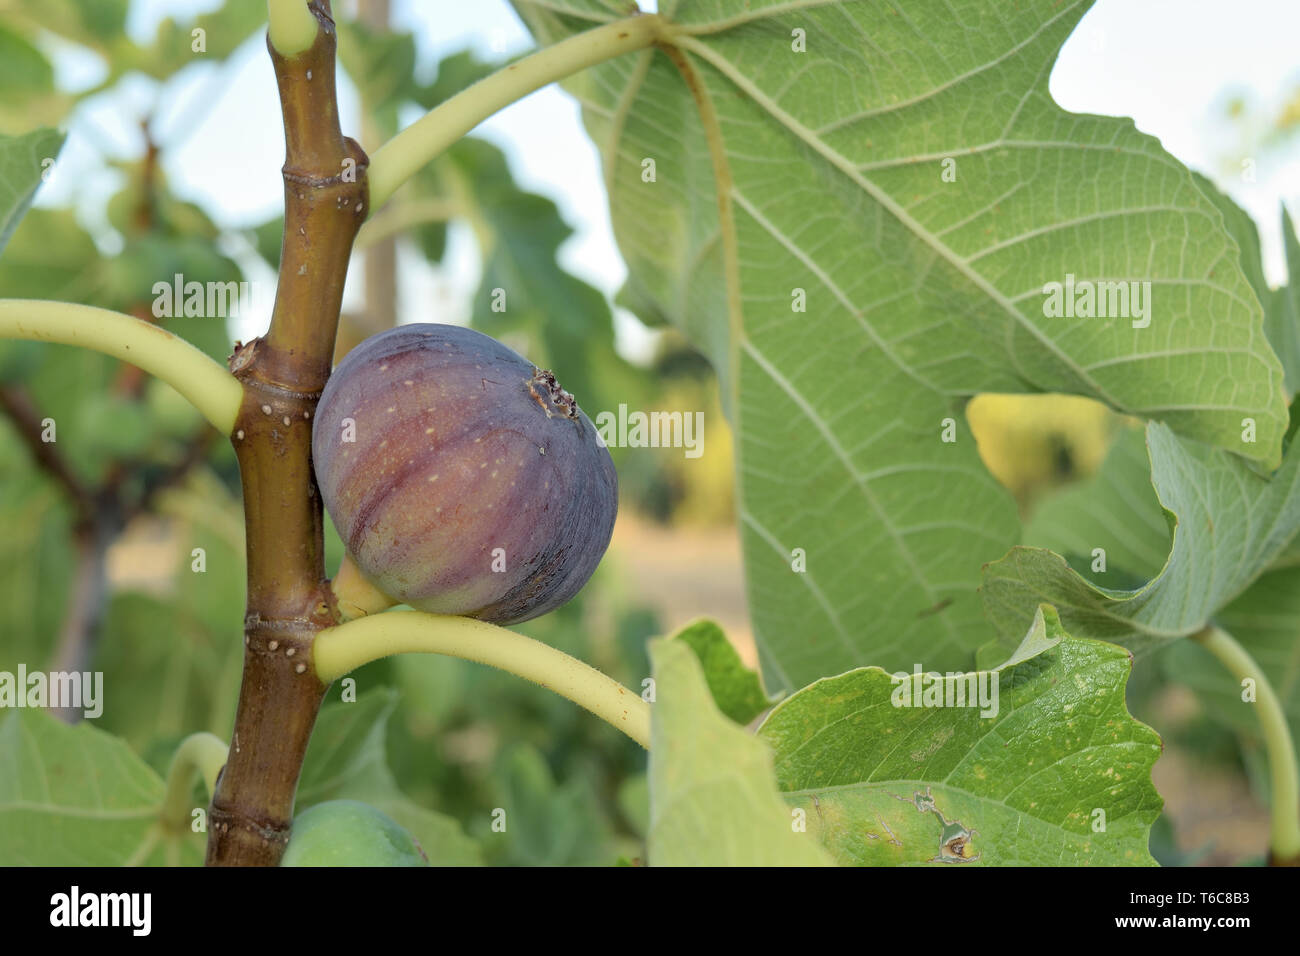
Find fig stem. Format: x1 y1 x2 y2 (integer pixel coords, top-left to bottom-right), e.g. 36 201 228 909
314 611 651 749
331 553 399 620
367 13 671 210
266 0 319 57
0 299 243 435
160 732 229 834
1192 625 1300 863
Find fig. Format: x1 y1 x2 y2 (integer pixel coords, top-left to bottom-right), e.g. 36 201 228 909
312 323 617 625
281 800 429 867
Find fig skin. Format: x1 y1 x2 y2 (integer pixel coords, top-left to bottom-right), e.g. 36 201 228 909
281 800 429 867
312 323 617 626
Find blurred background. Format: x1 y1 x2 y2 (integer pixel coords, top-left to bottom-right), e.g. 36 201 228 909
0 0 1296 864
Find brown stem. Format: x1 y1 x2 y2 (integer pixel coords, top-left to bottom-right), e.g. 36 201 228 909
205 0 368 866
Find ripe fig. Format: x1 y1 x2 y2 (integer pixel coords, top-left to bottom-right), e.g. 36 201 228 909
281 800 429 867
312 323 617 626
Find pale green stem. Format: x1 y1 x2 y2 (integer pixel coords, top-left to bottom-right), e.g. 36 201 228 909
355 198 461 250
330 551 398 619
266 0 317 57
315 611 651 748
0 299 242 435
1192 625 1300 860
160 732 229 834
368 14 669 210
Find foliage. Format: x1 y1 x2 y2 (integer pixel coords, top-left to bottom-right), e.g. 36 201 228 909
0 0 1297 868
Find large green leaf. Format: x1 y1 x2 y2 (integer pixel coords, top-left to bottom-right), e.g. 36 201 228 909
1190 174 1299 399
298 691 483 866
0 708 200 865
983 420 1300 656
0 127 63 255
1190 173 1269 312
514 0 1288 688
758 606 1162 865
646 636 833 865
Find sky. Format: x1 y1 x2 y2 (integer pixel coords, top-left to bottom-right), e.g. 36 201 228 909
35 0 1300 351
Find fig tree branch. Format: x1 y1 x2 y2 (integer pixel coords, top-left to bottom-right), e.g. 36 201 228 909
206 0 365 867
314 611 652 749
367 13 671 210
0 300 242 435
1192 625 1300 864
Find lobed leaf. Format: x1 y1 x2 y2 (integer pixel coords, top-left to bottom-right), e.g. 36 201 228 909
983 420 1300 656
758 606 1163 865
513 0 1288 688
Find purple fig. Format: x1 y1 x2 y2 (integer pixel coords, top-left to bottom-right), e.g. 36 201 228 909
312 323 617 625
